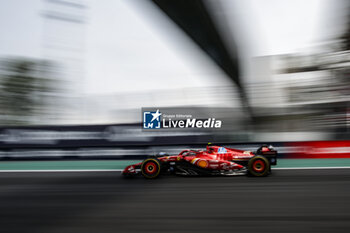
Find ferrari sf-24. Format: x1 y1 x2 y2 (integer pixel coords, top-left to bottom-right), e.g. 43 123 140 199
123 144 277 178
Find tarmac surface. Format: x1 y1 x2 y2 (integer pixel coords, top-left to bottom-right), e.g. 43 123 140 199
0 169 349 233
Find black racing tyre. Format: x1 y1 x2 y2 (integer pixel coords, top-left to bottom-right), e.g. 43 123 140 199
141 158 161 179
247 155 270 177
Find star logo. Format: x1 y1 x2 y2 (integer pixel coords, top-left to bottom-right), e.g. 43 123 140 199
143 109 162 129
151 109 162 122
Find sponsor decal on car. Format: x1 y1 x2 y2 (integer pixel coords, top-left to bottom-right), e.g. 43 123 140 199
197 160 209 168
218 147 227 153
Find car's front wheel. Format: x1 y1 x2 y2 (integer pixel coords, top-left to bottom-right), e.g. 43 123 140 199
141 158 161 179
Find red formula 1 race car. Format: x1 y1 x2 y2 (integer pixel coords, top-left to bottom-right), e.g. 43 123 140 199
123 144 277 178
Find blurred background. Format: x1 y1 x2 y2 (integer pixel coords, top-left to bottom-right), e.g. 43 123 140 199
0 0 350 158
1 2 350 233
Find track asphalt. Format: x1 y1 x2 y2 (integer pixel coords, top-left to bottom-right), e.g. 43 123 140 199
0 169 349 233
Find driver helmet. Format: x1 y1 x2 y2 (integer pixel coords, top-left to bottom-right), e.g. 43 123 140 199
207 142 214 153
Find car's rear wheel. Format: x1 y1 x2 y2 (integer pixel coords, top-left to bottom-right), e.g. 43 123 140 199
141 158 161 179
247 155 270 177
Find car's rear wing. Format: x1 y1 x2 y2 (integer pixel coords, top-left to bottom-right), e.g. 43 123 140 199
256 145 277 165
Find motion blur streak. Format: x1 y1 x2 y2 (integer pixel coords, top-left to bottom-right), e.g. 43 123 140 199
0 170 349 233
0 1 350 232
0 0 350 141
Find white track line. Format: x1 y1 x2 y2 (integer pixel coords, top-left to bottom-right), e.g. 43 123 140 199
0 167 349 172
